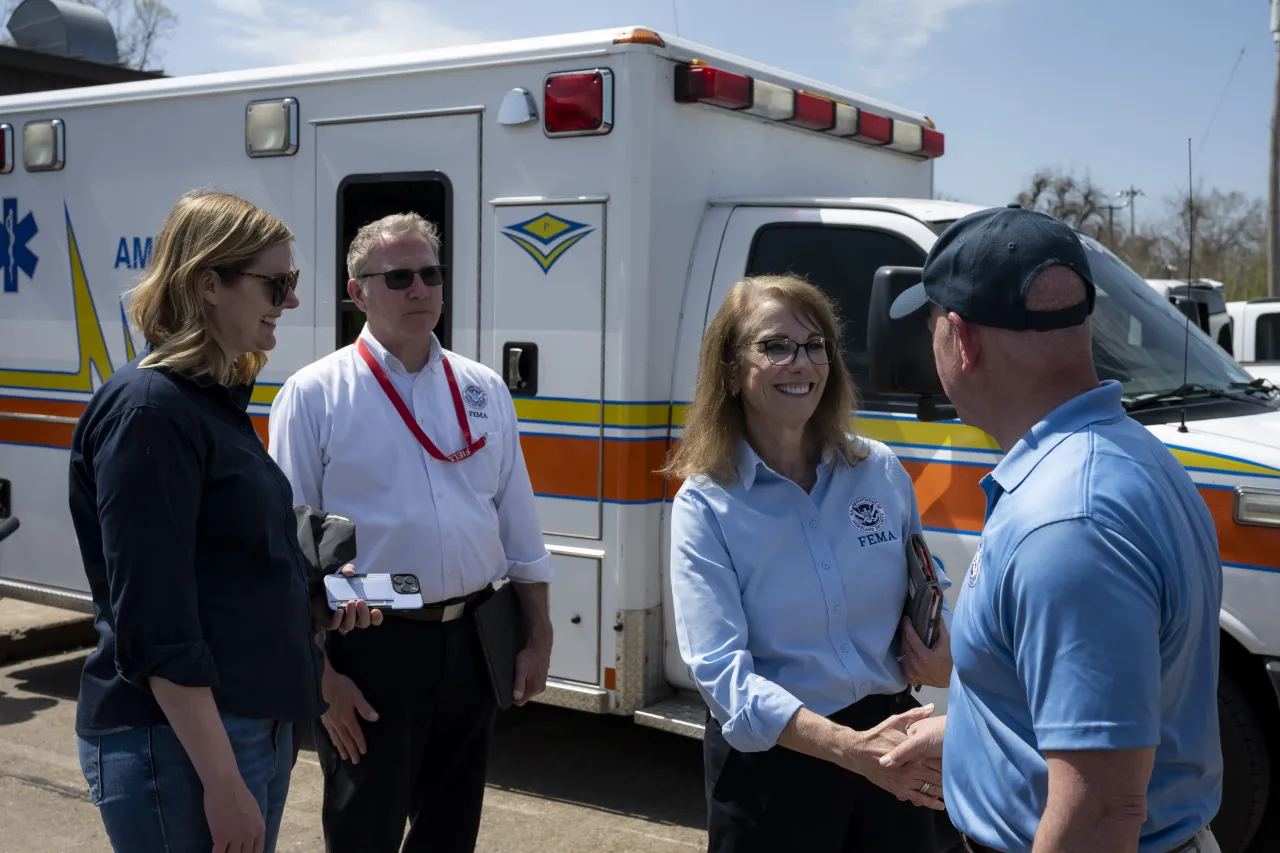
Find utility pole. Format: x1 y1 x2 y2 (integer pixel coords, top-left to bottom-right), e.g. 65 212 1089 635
1117 185 1144 234
1270 0 1280 296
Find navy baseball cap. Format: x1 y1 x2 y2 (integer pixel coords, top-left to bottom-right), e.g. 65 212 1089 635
889 203 1096 331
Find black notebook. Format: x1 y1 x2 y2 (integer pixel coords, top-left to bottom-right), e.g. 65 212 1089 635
904 533 944 650
473 580 527 711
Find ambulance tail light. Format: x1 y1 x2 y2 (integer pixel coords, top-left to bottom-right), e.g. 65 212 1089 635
544 69 614 137
0 124 12 174
672 61 943 160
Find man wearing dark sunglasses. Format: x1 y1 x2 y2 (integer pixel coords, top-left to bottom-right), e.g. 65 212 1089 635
267 213 554 853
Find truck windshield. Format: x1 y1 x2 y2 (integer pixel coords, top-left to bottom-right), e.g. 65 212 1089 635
1078 234 1258 400
929 219 1257 402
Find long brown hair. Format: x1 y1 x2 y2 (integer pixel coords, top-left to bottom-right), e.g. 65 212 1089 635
665 274 865 485
128 189 294 386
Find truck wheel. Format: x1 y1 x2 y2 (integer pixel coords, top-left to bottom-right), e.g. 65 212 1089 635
1210 671 1270 853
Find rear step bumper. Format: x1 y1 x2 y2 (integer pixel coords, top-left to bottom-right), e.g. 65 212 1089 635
634 694 706 739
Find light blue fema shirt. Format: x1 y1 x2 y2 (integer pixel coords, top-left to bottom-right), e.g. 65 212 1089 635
944 380 1224 853
669 436 952 753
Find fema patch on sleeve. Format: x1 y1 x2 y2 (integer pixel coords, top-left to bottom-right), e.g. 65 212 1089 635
848 497 886 533
463 384 488 409
967 542 984 587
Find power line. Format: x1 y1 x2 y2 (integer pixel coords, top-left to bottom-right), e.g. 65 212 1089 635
1195 43 1247 169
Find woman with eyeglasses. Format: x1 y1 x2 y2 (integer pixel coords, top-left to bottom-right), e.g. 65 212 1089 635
68 189 380 853
666 274 955 853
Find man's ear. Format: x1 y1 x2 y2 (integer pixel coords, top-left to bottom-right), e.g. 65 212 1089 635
197 269 221 308
950 312 980 374
346 278 367 312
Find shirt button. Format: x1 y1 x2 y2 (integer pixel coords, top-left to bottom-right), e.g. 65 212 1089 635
841 644 850 653
833 605 842 613
809 520 817 529
822 561 830 570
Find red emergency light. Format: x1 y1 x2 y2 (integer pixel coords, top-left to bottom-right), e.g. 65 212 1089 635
789 92 836 131
675 64 752 110
0 124 11 174
671 61 943 160
544 69 614 137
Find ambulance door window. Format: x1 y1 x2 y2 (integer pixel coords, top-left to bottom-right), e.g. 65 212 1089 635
746 224 925 389
334 174 452 350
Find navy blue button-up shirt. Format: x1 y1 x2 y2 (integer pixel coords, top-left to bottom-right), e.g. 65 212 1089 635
68 355 327 736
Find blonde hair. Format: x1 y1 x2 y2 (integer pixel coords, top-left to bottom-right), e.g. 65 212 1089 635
346 212 441 283
128 189 293 386
665 274 865 485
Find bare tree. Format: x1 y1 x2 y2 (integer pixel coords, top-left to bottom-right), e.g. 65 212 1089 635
1 0 177 71
1016 167 1270 301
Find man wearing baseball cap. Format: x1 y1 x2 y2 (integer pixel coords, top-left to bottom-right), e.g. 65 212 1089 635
879 205 1224 853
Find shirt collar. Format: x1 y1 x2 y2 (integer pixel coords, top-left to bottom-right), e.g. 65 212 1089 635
735 438 842 491
357 323 442 375
990 379 1125 494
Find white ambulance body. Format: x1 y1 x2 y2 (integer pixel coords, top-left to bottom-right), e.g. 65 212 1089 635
0 26 1277 852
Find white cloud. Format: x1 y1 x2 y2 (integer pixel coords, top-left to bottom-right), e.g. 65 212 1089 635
210 0 485 66
844 0 995 88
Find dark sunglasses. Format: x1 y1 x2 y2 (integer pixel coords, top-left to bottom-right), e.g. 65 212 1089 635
749 336 835 366
357 265 446 290
216 267 300 307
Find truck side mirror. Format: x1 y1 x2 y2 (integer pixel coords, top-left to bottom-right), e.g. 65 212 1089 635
865 266 945 400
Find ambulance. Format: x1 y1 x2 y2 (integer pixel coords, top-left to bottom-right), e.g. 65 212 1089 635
0 25 1276 852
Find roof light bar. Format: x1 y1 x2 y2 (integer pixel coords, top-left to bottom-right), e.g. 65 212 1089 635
789 92 835 131
673 61 943 159
675 64 752 109
745 78 795 121
850 111 892 146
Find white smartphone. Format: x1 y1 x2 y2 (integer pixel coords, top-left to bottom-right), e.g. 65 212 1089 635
324 573 424 611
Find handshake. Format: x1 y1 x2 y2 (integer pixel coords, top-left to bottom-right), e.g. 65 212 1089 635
848 704 949 811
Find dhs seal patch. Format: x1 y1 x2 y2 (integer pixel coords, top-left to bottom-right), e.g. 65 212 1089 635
967 542 984 587
848 497 886 533
463 384 488 409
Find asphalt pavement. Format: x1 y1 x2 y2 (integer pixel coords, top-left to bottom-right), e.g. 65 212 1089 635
0 622 709 852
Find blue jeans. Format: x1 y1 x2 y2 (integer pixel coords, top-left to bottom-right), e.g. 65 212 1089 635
77 715 294 852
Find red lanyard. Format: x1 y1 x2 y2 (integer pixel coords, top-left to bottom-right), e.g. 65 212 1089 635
356 338 487 463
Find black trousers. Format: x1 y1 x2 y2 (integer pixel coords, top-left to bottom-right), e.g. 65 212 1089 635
703 690 936 853
314 612 498 853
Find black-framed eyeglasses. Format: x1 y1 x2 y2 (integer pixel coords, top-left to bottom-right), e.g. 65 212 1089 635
748 336 835 366
356 265 446 290
216 267 300 307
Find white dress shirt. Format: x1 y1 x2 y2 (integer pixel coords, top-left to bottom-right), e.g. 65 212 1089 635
267 324 552 602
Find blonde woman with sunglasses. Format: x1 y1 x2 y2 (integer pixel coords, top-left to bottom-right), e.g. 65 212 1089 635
68 189 380 853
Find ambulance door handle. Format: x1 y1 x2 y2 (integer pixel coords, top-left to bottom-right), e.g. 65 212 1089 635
501 342 538 397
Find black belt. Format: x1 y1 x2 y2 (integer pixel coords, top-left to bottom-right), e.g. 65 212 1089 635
386 584 492 623
961 829 1210 853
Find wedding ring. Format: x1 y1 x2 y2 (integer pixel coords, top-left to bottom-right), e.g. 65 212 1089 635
919 782 931 795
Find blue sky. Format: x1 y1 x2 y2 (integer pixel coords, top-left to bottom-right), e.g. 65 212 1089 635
150 0 1273 227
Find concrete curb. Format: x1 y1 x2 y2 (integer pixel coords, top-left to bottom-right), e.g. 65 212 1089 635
0 600 97 667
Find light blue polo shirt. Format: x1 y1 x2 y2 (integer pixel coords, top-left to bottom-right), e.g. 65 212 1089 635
669 437 952 753
944 380 1224 853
